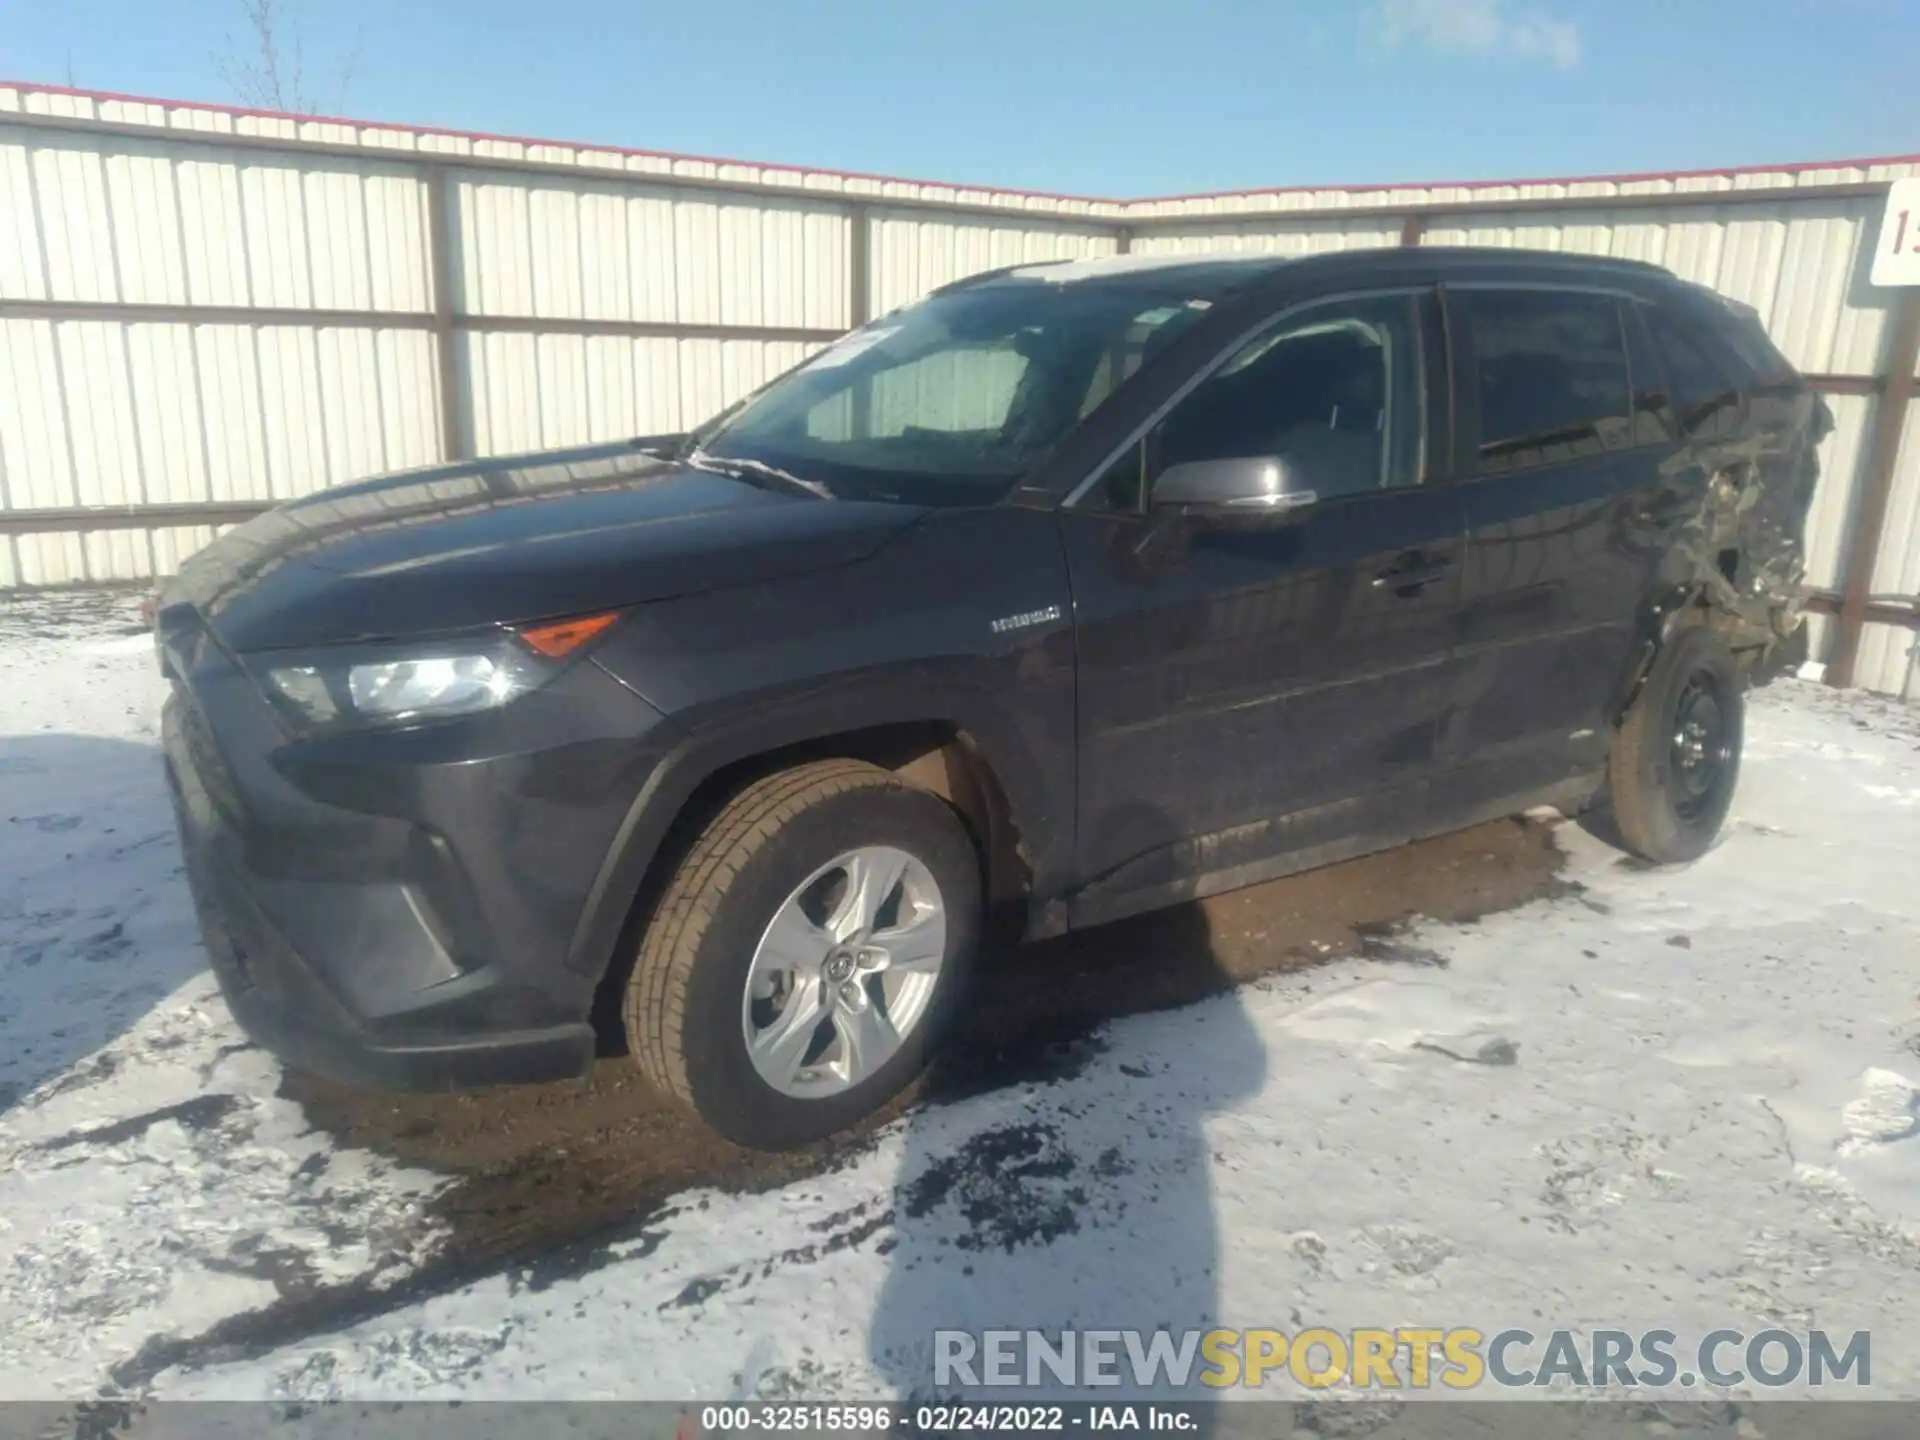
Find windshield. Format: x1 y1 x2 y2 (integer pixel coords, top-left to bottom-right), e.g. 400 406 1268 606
694 279 1221 504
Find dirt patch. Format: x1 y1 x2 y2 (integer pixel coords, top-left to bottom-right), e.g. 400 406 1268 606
287 813 1566 1276
899 1122 1090 1252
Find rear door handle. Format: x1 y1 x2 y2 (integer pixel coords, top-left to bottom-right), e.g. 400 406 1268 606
1372 554 1455 592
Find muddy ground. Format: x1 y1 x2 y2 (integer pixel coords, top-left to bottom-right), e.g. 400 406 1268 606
109 815 1573 1390
277 814 1570 1302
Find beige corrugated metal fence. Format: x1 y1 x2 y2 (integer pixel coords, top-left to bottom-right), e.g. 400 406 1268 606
2 81 1916 696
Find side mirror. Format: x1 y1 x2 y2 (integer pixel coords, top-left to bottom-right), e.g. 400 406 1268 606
1150 456 1317 521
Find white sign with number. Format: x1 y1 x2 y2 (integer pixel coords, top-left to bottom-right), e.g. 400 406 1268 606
1872 177 1920 286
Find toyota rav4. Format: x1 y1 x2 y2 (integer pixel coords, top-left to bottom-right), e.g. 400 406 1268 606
156 248 1825 1149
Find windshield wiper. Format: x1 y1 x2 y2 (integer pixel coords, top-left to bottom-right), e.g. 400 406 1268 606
684 449 834 501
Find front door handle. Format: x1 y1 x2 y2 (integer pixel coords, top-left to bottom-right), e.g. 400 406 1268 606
1372 553 1455 593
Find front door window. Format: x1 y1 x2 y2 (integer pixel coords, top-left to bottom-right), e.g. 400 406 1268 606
1152 294 1426 503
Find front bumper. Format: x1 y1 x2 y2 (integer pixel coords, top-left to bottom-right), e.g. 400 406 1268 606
159 613 664 1093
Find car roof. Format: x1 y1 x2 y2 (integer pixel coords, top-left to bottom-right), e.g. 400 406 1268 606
1338 245 1672 282
945 245 1675 299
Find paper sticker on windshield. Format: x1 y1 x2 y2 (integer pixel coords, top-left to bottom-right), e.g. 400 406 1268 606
805 325 902 370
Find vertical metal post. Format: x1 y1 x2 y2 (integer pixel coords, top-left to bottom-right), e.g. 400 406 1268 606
847 202 872 330
424 165 470 463
1827 286 1920 689
846 202 873 441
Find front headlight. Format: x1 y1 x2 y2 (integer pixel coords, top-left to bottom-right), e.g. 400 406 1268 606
250 612 619 732
263 650 534 728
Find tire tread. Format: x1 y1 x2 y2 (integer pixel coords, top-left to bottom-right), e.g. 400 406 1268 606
1608 683 1665 859
623 759 906 1107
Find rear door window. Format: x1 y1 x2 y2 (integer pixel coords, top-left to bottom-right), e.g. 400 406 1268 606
1453 290 1634 474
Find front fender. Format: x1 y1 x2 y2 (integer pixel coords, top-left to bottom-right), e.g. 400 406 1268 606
565 505 1078 981
561 668 1073 980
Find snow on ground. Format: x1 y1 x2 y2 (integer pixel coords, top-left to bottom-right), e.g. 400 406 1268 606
0 596 446 1398
4 593 1920 1407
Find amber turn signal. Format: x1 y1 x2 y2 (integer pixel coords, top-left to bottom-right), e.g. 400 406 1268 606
512 611 621 658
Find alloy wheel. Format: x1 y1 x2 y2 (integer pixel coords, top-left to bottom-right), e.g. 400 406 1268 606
741 845 948 1098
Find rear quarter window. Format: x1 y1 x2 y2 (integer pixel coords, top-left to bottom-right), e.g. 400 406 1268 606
1635 295 1797 443
1644 303 1749 441
1712 304 1800 391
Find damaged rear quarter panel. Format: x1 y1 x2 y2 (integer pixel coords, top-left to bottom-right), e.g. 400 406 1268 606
1657 371 1826 651
1619 360 1828 723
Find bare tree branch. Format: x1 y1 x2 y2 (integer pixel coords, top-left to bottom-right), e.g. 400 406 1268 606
334 28 366 115
212 0 357 116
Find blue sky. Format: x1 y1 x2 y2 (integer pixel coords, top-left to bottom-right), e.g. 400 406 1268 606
2 0 1914 195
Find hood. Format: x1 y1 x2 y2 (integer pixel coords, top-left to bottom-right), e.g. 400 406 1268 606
158 442 928 651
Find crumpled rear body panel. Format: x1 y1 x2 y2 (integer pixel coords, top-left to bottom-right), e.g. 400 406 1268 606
1659 382 1830 654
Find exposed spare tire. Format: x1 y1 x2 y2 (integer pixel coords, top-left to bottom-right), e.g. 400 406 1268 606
1605 626 1745 864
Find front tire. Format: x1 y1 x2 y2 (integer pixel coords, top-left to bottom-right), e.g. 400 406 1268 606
624 759 980 1150
1606 626 1744 864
